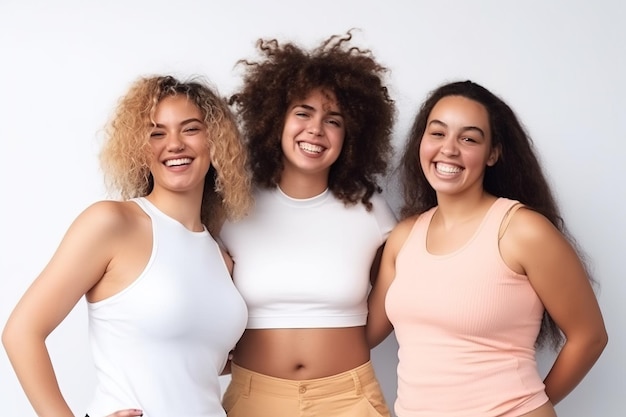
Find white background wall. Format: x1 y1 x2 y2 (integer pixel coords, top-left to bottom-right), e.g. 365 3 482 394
1 1 624 416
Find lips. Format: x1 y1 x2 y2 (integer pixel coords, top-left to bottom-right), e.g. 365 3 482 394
298 142 324 154
164 157 192 167
435 162 462 174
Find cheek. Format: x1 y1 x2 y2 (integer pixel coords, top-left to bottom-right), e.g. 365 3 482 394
199 139 211 156
148 138 164 152
279 134 297 167
418 140 432 169
470 149 493 169
331 131 345 151
147 143 160 163
324 131 345 166
280 132 290 154
281 117 298 137
197 140 213 168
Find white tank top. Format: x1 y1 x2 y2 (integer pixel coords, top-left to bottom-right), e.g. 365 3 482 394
219 187 396 329
86 197 247 417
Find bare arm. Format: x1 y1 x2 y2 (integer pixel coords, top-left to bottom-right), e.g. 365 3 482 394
219 247 236 375
366 217 416 348
501 208 608 405
2 201 129 417
220 247 235 276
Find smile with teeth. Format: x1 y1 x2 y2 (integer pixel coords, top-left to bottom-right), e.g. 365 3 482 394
165 157 192 167
298 142 324 154
436 162 462 174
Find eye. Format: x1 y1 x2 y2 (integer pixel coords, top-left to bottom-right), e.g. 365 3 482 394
326 118 342 127
461 136 478 143
182 123 205 135
150 131 165 138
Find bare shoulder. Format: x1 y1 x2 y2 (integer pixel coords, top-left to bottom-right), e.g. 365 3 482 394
505 206 561 244
386 214 420 253
394 214 420 235
76 200 151 300
500 206 571 274
77 200 146 234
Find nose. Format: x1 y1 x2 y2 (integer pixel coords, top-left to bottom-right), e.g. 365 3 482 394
307 118 324 136
440 137 458 157
167 133 185 152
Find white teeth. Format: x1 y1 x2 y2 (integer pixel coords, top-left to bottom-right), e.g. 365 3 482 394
436 162 462 174
165 158 192 167
299 142 323 153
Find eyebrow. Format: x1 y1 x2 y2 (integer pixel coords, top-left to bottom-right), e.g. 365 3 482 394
151 118 204 128
428 119 485 138
293 103 343 118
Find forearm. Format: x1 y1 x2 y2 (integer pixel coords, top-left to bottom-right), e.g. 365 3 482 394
4 333 74 417
365 314 393 348
543 335 607 405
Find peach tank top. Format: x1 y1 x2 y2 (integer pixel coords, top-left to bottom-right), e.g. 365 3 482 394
385 198 549 417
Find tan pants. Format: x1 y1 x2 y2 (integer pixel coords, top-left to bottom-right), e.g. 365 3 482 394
223 361 391 417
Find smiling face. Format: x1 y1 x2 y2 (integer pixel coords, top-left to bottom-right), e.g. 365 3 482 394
280 88 346 184
419 95 499 199
148 94 211 195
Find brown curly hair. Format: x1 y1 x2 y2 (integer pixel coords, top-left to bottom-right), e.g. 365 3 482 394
100 75 252 235
230 30 395 210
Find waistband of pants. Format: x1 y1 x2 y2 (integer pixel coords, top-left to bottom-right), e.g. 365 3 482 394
230 361 379 399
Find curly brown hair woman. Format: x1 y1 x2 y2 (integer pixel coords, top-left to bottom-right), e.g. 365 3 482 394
219 31 398 417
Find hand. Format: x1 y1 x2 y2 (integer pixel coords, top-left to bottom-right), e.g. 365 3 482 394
221 349 235 375
105 409 143 417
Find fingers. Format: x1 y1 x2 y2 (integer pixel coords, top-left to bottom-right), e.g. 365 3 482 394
105 409 143 417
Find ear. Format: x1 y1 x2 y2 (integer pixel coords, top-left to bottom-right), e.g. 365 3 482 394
487 144 501 167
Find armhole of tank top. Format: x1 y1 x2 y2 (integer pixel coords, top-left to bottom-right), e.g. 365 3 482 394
498 202 525 241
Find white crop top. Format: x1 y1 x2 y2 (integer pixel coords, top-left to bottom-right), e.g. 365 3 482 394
86 197 247 417
219 187 397 329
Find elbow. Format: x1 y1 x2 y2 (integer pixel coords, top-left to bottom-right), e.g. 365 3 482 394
1 320 19 356
366 323 393 349
366 333 383 350
364 326 376 349
595 328 609 355
1 322 15 357
2 319 35 358
583 326 608 362
593 320 608 349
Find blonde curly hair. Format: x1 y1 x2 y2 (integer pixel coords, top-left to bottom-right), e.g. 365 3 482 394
100 75 252 234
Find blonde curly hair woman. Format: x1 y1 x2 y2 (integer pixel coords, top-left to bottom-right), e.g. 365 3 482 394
3 75 253 417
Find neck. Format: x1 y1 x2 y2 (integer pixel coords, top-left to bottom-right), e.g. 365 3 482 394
278 168 329 199
434 190 496 229
145 187 205 232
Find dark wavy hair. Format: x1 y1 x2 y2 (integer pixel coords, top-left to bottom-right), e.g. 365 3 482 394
230 30 395 210
399 80 592 349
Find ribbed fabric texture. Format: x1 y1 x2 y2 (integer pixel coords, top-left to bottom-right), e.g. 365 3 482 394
386 198 548 417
